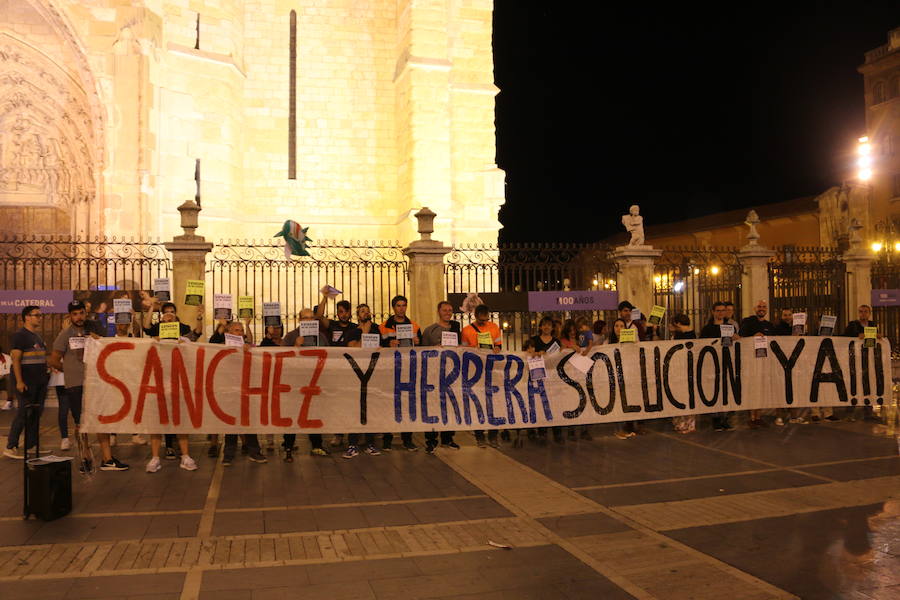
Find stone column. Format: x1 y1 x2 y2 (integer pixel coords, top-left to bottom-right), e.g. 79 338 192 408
843 219 873 324
164 200 213 329
403 208 451 321
737 211 775 313
613 246 662 316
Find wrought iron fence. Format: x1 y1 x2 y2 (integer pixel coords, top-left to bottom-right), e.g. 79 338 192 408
207 240 408 341
444 243 619 350
0 235 171 351
769 246 845 333
871 257 900 352
653 247 743 333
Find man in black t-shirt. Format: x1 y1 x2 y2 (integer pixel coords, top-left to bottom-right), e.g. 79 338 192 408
342 304 384 459
314 290 358 449
4 306 50 459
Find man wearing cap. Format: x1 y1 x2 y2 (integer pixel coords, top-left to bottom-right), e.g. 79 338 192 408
47 301 129 472
617 301 647 341
4 306 51 459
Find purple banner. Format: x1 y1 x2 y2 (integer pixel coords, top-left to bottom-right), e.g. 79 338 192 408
871 289 900 307
0 290 73 314
527 290 619 312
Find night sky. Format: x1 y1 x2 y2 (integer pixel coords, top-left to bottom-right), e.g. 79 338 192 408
493 2 900 243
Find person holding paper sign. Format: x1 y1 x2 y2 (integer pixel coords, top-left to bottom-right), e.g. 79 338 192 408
380 295 421 452
315 288 359 449
343 304 385 458
144 302 203 341
617 301 647 341
736 301 773 429
281 309 329 459
46 301 128 472
700 302 737 432
843 304 877 339
420 301 462 453
462 305 503 448
608 319 645 439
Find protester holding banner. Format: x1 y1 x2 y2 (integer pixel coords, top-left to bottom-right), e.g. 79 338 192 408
617 301 647 341
281 309 329 459
421 301 463 453
559 319 579 351
380 295 421 452
609 318 644 439
843 304 879 422
343 303 385 459
773 308 793 336
670 314 699 434
315 287 359 449
48 301 128 472
699 301 737 432
3 306 51 460
462 304 504 448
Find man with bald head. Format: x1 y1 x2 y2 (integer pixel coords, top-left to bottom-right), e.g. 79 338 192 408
738 300 774 337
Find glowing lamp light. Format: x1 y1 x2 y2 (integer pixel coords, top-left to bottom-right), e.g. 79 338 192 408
502 321 509 329
673 281 685 292
653 275 662 284
872 242 884 252
894 242 900 252
859 168 872 181
592 279 599 286
858 136 872 181
710 266 721 275
692 268 700 275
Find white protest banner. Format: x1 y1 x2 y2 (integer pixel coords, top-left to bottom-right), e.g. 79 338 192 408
80 337 892 434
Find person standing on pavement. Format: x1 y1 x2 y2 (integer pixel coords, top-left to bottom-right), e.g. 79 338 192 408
342 304 385 459
420 301 463 453
46 301 128 472
461 304 503 448
4 306 51 460
843 304 879 422
380 295 422 452
315 288 358 450
738 300 775 428
700 301 737 432
282 308 331 460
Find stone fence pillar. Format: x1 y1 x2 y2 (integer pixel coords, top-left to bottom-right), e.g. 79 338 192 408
403 208 451 321
613 245 662 316
737 211 775 314
164 200 212 330
843 221 873 325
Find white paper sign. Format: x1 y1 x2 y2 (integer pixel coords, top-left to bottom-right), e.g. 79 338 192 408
630 308 642 322
153 278 171 301
545 341 561 355
68 336 86 350
361 333 380 348
441 331 459 346
793 313 807 326
214 294 233 320
113 299 132 324
528 356 547 380
263 302 281 317
719 324 735 338
224 333 244 347
396 323 414 340
299 321 319 337
567 352 595 374
754 335 768 358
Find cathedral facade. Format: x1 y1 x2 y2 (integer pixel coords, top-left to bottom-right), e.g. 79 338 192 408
0 0 505 245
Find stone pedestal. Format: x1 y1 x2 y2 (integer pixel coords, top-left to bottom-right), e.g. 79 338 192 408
403 208 451 321
843 248 873 323
164 200 213 329
613 245 662 315
738 245 775 314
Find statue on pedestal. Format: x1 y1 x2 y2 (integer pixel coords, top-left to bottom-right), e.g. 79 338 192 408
621 205 645 246
745 210 760 246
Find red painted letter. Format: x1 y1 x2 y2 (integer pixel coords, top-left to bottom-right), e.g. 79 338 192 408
297 349 327 428
97 342 135 424
270 351 295 427
172 346 204 428
134 346 169 425
241 351 272 426
205 349 237 425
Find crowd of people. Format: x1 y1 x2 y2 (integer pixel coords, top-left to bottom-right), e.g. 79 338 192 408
0 288 882 475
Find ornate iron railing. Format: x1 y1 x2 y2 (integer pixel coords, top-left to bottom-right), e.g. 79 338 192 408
208 239 408 339
653 247 743 332
871 256 900 353
768 246 845 332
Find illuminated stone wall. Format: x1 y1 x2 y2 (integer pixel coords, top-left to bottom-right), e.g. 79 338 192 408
0 0 505 245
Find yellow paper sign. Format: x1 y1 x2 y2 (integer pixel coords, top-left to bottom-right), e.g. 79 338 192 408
864 326 877 338
185 280 205 306
477 331 493 348
159 322 180 339
238 296 254 319
649 305 666 325
619 328 636 343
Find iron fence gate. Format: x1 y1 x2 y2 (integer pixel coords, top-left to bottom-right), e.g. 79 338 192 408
444 243 619 350
768 246 845 333
652 247 742 334
0 236 171 351
207 240 408 342
871 256 900 353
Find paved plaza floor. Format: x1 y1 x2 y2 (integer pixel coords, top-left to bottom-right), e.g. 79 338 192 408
0 410 897 599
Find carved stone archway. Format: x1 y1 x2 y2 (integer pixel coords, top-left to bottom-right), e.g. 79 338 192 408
0 0 104 237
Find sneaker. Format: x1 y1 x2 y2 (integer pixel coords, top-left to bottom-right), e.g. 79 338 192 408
476 438 487 448
60 438 71 451
1 400 12 410
403 441 418 452
443 442 461 450
222 453 234 466
330 434 344 447
381 442 393 452
100 458 129 471
3 447 22 459
310 447 327 457
247 451 268 463
146 457 162 473
25 447 51 455
425 443 437 455
789 417 808 424
207 444 219 458
365 444 382 456
180 456 198 471
109 434 117 447
614 431 631 440
132 434 147 445
79 459 93 474
775 417 785 426
283 449 294 463
342 445 360 459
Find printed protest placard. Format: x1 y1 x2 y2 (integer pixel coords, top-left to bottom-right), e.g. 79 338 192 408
224 333 244 347
153 278 171 302
754 335 768 358
300 320 319 346
113 298 132 325
528 356 547 381
864 326 877 348
819 315 837 336
213 294 233 321
441 331 459 347
720 323 735 348
619 328 636 343
792 312 807 336
263 302 282 327
159 322 180 339
649 305 666 326
238 296 254 319
185 280 204 306
361 333 380 348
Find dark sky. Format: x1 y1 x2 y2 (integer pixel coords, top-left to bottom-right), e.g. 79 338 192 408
493 2 899 243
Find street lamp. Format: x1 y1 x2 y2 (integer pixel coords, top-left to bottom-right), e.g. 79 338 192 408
857 136 872 182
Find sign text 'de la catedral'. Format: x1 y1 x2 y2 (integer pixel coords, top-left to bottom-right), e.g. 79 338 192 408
80 337 891 434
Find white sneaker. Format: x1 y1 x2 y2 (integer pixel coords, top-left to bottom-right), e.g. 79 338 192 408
3 448 22 459
132 434 147 445
110 434 117 447
60 438 71 451
180 456 198 471
1 400 12 410
146 457 162 473
774 417 785 426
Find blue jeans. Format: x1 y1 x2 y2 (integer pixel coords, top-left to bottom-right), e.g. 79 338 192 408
56 385 83 439
7 377 49 451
